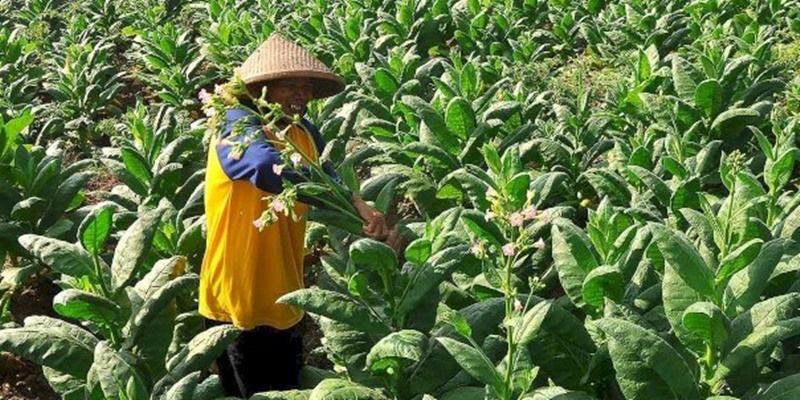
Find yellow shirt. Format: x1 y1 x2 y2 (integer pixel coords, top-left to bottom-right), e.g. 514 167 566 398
199 116 318 330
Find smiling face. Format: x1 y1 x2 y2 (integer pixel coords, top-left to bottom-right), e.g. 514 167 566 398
255 77 315 119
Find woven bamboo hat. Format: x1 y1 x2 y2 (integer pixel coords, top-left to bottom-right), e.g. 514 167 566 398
236 33 345 100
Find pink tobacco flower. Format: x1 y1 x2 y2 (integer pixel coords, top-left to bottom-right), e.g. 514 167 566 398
275 125 289 140
227 145 243 161
485 210 495 221
509 212 524 227
198 88 211 104
290 152 302 166
514 299 523 313
502 242 516 257
533 238 546 250
272 199 286 213
470 242 482 256
272 164 284 176
253 218 266 230
522 205 538 220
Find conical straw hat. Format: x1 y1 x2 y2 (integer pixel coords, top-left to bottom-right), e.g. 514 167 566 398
236 33 345 100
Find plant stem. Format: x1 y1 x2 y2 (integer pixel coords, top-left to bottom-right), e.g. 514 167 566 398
503 252 515 400
92 253 112 299
721 177 737 259
704 342 717 380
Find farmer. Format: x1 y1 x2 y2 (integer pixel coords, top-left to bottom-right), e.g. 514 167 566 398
199 33 395 396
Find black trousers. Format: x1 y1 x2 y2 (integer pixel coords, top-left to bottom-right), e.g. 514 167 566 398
204 318 303 397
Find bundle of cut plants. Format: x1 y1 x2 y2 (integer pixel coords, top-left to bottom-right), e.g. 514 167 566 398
201 75 365 236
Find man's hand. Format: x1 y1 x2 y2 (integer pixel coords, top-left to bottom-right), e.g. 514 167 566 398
352 194 388 240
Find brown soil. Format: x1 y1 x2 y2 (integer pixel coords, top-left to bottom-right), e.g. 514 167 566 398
1 277 60 400
83 163 122 206
0 354 59 400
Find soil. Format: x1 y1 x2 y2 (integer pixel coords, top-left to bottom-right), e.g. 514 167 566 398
83 162 121 206
1 277 60 400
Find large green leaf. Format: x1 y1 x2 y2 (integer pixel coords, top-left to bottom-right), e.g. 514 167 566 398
752 373 800 400
460 209 505 247
582 265 624 309
154 325 240 397
436 337 503 389
90 341 149 400
724 293 800 354
446 97 475 139
78 203 115 256
126 274 198 348
662 255 705 353
672 56 697 100
682 302 729 347
627 166 671 210
765 148 797 193
715 239 763 288
18 234 96 278
650 223 715 297
723 239 784 314
520 387 596 399
0 322 94 377
596 318 699 400
694 79 722 118
251 390 311 400
53 289 122 326
410 299 505 394
133 256 187 300
111 209 161 291
521 301 596 389
308 379 389 400
165 371 201 400
349 238 397 274
711 318 800 395
39 171 93 229
709 108 760 141
551 218 600 309
373 68 399 98
366 329 427 372
404 238 432 266
278 288 389 335
439 387 485 400
120 146 152 191
402 95 459 154
397 245 470 317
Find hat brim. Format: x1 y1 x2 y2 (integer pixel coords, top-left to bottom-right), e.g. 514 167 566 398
243 70 346 100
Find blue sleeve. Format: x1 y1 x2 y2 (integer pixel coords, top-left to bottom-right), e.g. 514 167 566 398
216 108 306 195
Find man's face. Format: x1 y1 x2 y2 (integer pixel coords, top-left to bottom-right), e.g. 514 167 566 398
263 77 314 119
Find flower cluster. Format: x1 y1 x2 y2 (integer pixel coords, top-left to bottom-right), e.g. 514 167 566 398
253 185 301 231
199 73 249 133
474 187 547 259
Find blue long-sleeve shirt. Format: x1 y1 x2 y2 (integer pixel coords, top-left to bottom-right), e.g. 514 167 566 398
215 107 344 207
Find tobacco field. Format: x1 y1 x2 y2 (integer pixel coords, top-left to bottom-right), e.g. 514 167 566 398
3 0 800 399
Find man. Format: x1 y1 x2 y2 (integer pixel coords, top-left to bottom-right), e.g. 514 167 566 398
199 33 392 397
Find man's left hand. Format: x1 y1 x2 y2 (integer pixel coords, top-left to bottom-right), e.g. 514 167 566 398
352 194 389 240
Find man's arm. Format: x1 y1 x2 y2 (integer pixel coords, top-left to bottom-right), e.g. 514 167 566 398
216 108 324 207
